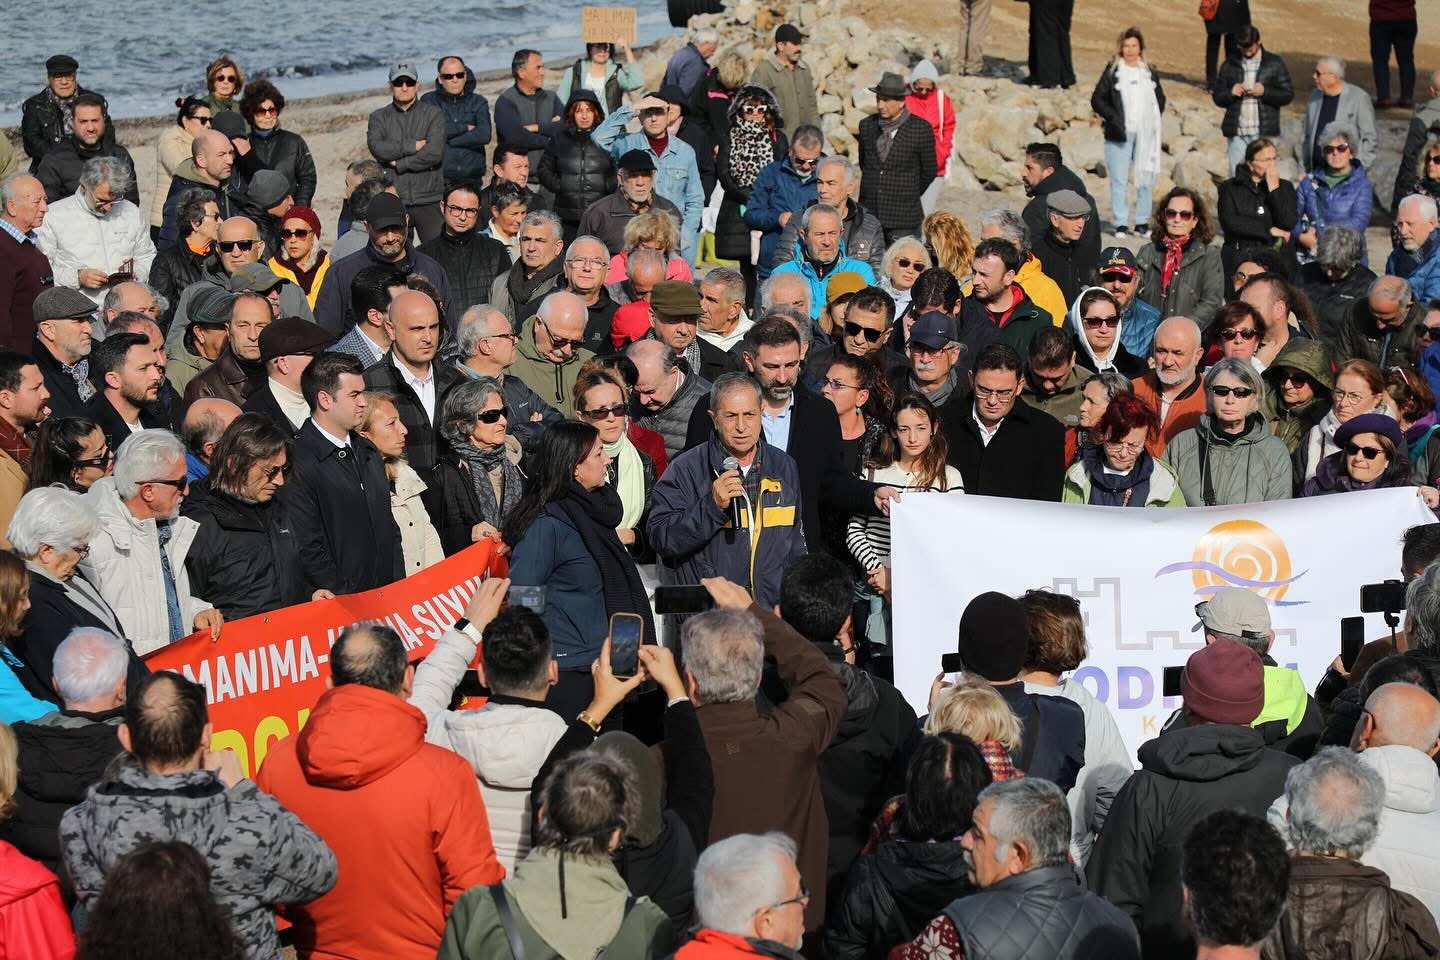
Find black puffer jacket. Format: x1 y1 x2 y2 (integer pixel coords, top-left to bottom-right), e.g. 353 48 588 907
1086 723 1299 958
538 90 617 230
1213 51 1295 138
825 839 974 960
149 242 217 332
716 86 787 263
240 128 317 206
0 708 122 895
182 488 310 620
1091 59 1166 143
946 865 1140 960
1300 260 1376 346
418 228 511 314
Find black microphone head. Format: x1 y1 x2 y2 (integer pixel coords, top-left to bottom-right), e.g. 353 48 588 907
721 456 739 473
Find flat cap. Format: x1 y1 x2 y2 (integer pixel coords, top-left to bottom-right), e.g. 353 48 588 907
650 280 702 317
259 316 334 362
32 286 96 324
46 55 79 76
247 170 291 211
230 262 284 294
1046 189 1091 218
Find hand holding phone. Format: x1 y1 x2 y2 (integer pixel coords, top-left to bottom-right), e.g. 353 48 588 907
608 612 645 679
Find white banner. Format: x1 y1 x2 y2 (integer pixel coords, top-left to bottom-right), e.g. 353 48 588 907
891 489 1435 761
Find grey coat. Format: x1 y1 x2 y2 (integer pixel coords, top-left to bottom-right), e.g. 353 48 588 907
636 369 711 462
60 758 337 960
1135 240 1226 326
1162 414 1294 506
1300 83 1378 169
367 100 448 206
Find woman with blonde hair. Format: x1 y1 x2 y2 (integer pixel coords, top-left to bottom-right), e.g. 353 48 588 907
921 211 974 281
879 236 932 320
604 209 694 284
202 55 245 115
358 391 444 572
693 50 751 145
925 680 1023 780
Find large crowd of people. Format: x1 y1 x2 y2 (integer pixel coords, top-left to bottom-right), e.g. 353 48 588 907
0 4 1439 958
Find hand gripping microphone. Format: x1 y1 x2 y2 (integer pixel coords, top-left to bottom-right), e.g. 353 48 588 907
721 456 742 531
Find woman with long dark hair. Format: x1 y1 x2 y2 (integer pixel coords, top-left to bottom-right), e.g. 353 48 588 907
503 421 654 719
27 417 111 492
1135 186 1226 322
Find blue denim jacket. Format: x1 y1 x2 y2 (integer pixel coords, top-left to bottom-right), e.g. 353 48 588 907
592 105 705 264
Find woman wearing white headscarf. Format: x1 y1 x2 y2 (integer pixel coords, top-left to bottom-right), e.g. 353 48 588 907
1068 287 1146 377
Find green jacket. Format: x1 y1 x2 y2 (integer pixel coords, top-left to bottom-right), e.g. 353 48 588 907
749 57 820 138
1163 414 1294 506
1262 338 1334 455
1027 365 1088 427
438 848 673 960
507 316 595 417
1061 456 1188 507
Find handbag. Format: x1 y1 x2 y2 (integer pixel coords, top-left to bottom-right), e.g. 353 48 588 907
1198 0 1220 20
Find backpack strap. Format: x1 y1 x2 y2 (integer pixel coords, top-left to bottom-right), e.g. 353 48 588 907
489 884 528 960
595 897 640 960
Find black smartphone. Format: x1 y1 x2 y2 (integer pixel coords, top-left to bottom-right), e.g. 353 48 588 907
1341 616 1366 672
1162 665 1184 698
507 585 546 614
654 585 715 616
609 612 645 679
1360 580 1407 613
940 652 965 673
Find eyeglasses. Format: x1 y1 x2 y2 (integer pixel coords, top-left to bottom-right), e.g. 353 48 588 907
480 332 520 346
1428 155 1440 166
1220 327 1259 342
439 71 466 80
1103 439 1145 454
66 543 92 559
792 155 819 169
217 239 257 253
1233 270 1265 286
215 73 238 84
476 406 509 425
1334 389 1375 405
392 78 417 88
538 318 586 352
144 476 190 491
974 385 1017 401
742 103 770 113
1278 370 1310 386
446 204 480 217
844 321 885 343
280 228 311 239
1164 208 1195 221
1345 442 1384 461
895 258 924 270
758 884 810 914
253 105 279 116
262 463 292 482
1420 325 1440 341
581 403 627 421
1322 144 1351 155
1210 385 1255 398
821 378 860 392
566 257 608 269
193 115 213 126
73 449 113 470
1083 314 1119 329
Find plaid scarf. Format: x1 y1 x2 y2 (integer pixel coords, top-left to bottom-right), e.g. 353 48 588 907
1160 234 1190 294
46 88 78 137
0 418 33 471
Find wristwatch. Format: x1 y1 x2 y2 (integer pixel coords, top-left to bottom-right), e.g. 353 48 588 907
578 710 602 733
453 618 484 644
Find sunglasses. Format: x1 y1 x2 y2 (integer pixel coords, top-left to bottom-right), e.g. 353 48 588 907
476 406 509 425
792 156 819 169
1345 441 1383 461
1233 270 1265 285
1210 385 1255 398
392 77 417 88
1083 315 1119 329
1428 155 1440 166
280 228 312 239
193 115 212 125
145 477 190 491
215 74 238 83
844 321 885 343
895 258 924 270
253 105 278 116
1220 327 1259 342
263 463 292 482
1278 370 1311 386
1420 324 1440 340
73 450 113 470
439 71 466 81
581 403 627 421
217 239 257 253
1164 208 1195 221
1322 144 1351 155
1099 270 1133 283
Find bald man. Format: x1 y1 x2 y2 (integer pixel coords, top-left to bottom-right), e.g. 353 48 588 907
362 289 462 473
1131 315 1206 456
158 127 241 251
1337 275 1424 367
628 337 710 460
1 174 53 351
508 290 595 415
181 397 243 481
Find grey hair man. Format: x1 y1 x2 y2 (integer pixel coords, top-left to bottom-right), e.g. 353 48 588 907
1302 225 1373 343
659 584 844 931
1337 274 1421 368
561 234 617 351
490 209 565 325
80 428 222 653
1302 57 1377 169
759 272 812 322
1389 195 1440 298
34 156 156 310
697 267 753 352
627 338 708 461
689 833 808 953
454 303 561 454
775 155 885 274
607 245 667 308
897 778 1140 958
101 280 167 334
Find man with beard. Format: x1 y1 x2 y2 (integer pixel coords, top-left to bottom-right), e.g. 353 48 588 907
1032 189 1096 306
857 74 936 245
802 285 908 387
1130 315 1206 456
491 210 566 325
1020 142 1099 268
977 208 1067 330
312 193 451 336
34 95 137 205
35 157 154 313
961 237 1053 358
1025 326 1085 426
770 205 876 323
83 332 171 461
593 94 705 263
21 55 113 170
945 342 1065 500
418 180 510 314
0 351 51 533
107 309 185 432
578 150 682 260
1388 194 1440 300
30 287 97 420
1098 246 1162 359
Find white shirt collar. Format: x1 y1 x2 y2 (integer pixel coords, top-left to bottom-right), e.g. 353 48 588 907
311 420 350 448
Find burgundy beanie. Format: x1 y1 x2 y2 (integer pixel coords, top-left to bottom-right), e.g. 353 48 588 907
1181 637 1264 725
956 591 1030 681
281 205 322 238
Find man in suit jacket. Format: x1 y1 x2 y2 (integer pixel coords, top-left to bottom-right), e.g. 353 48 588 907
361 290 462 477
945 342 1065 500
856 73 936 244
283 351 402 596
1301 56 1378 171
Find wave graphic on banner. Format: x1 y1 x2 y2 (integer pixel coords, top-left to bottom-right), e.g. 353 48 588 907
1154 519 1309 606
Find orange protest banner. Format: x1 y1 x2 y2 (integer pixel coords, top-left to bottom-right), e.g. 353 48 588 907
145 540 502 779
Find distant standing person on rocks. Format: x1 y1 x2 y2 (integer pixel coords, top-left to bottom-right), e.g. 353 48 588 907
421 56 493 185
1091 27 1166 237
748 24 820 139
1370 0 1419 109
495 50 565 182
1026 0 1076 90
858 73 936 246
663 29 720 100
956 0 992 76
367 63 447 246
1301 57 1378 171
22 55 113 171
1213 25 1295 173
905 61 955 217
1200 0 1249 91
557 42 644 117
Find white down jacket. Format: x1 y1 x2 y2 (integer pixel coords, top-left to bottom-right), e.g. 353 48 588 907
34 192 156 308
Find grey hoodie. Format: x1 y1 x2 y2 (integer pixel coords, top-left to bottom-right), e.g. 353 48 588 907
60 757 337 960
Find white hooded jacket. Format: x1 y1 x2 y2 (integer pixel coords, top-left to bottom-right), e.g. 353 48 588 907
34 192 156 308
1067 285 1126 373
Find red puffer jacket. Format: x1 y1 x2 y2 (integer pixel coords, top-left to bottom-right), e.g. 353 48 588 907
0 842 73 960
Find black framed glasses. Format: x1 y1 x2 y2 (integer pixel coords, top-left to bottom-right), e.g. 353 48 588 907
760 884 810 913
581 403 627 421
538 318 586 352
1345 442 1383 461
217 239 257 253
476 406 509 425
1220 327 1259 342
1210 385 1255 398
843 321 884 343
280 228 311 239
144 477 190 491
73 449 113 470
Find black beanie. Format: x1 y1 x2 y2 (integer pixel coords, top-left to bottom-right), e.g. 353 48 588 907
956 591 1029 681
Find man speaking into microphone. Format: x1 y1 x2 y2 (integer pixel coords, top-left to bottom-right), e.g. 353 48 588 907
649 371 806 608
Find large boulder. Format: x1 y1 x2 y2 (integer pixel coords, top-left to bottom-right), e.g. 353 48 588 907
1057 124 1105 174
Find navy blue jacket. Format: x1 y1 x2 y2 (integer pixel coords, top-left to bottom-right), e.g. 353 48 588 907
421 75 492 184
744 157 818 278
507 503 607 669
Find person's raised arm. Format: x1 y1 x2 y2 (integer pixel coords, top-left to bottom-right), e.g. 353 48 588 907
641 643 714 848
409 577 509 731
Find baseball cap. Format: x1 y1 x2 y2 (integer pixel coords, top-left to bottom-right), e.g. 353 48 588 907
1098 246 1138 279
636 92 669 111
908 310 958 351
366 192 408 230
650 281 703 317
32 287 96 324
230 262 285 294
389 62 418 83
1193 587 1271 640
775 23 804 44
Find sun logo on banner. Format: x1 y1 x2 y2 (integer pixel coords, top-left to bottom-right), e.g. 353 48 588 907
1154 519 1308 606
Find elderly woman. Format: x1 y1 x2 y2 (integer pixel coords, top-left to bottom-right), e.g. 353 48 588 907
267 206 329 307
149 189 219 325
572 368 660 555
238 79 317 207
604 210 693 285
1294 124 1374 266
150 97 211 241
26 417 111 492
202 55 244 115
1163 357 1293 505
1212 301 1264 370
1262 339 1335 457
359 391 443 574
1263 749 1440 958
1069 287 1145 377
556 41 642 116
1136 186 1226 322
431 378 524 557
879 238 932 322
827 734 990 960
1064 393 1186 506
1301 412 1439 507
1408 133 1440 201
6 488 146 704
1216 137 1297 279
921 212 974 281
1299 225 1375 343
1067 371 1132 465
1298 357 1392 484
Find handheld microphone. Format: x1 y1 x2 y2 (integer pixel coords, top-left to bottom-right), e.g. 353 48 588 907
721 456 742 531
